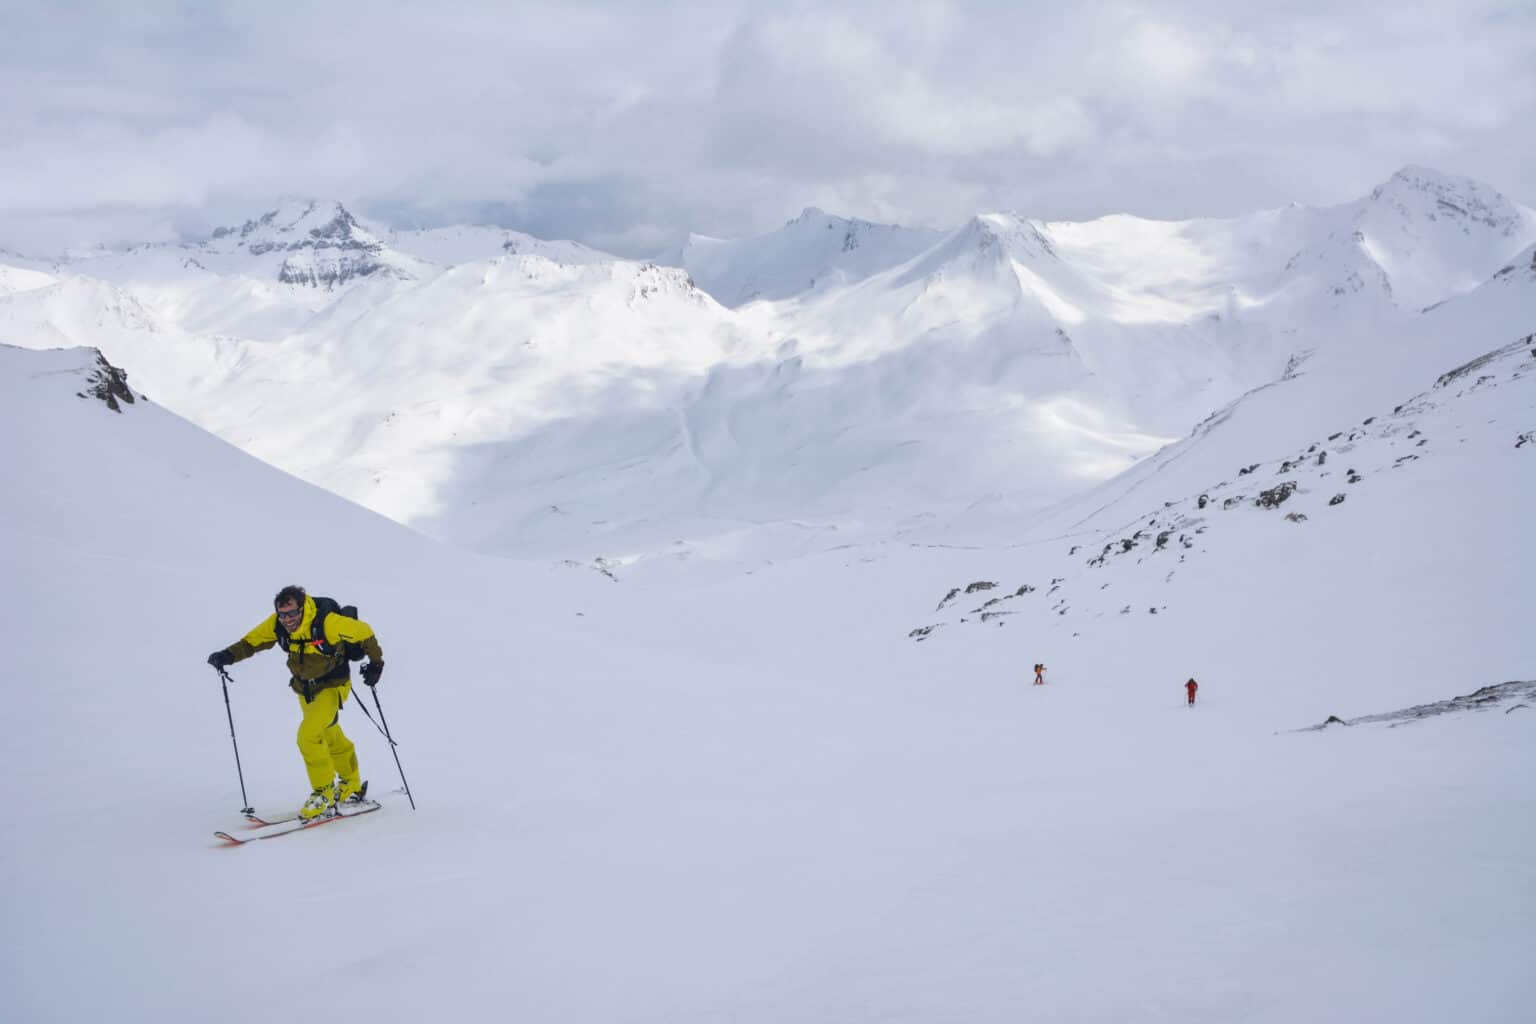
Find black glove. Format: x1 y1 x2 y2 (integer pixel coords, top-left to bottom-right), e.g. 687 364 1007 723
361 661 384 687
207 649 235 669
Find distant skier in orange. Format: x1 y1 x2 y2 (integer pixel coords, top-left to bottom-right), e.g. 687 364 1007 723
1185 678 1198 706
1033 663 1046 686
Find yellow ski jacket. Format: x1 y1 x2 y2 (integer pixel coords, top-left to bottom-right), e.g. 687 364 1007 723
223 594 383 696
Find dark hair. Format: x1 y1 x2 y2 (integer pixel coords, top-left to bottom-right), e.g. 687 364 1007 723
274 584 307 609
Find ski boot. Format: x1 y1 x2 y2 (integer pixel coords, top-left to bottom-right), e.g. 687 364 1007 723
335 777 368 806
299 786 337 821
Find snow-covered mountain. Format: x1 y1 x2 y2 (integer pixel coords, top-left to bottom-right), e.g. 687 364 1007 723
1353 164 1536 309
911 330 1534 677
677 207 944 306
42 199 432 293
0 166 1530 567
686 167 1535 317
2 323 1530 1022
205 199 427 288
386 223 614 269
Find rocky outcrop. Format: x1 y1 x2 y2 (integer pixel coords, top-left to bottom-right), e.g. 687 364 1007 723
1255 481 1298 508
277 248 391 288
909 334 1532 642
75 351 137 413
1291 680 1536 731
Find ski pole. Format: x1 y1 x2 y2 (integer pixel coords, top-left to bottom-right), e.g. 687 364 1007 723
351 692 391 741
368 685 416 810
216 666 254 815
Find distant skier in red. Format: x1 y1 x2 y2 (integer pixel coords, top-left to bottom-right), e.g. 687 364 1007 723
1033 663 1046 686
1185 678 1199 706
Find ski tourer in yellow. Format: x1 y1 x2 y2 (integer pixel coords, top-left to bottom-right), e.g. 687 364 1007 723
208 585 385 820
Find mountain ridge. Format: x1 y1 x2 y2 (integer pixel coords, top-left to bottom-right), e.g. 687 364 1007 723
0 165 1530 564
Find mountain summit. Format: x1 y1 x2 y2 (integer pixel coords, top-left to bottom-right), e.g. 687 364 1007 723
207 199 419 288
1347 165 1536 310
680 208 942 306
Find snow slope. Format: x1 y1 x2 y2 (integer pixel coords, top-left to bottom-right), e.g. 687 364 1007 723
386 223 614 269
0 261 54 296
2 330 1532 1023
678 207 944 307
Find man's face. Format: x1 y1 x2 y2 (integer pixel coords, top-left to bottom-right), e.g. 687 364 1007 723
276 600 303 635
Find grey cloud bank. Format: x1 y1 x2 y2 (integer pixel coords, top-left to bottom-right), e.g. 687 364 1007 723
1 0 1533 256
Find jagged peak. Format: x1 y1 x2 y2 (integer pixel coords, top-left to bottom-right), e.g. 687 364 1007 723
212 199 375 247
955 212 1056 259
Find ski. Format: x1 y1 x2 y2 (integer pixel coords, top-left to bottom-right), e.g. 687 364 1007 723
244 781 375 827
243 813 295 828
216 798 380 846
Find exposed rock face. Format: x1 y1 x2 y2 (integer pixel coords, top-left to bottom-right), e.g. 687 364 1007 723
1437 334 1535 390
1491 246 1536 284
75 352 137 412
212 200 407 289
1255 481 1297 508
277 248 389 288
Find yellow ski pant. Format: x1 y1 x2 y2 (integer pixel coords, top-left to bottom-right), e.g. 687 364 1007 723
295 682 359 791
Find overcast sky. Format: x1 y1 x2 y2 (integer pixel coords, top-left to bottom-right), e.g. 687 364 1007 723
2 0 1533 257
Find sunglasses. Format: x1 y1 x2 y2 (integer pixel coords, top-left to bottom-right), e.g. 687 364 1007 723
276 606 303 621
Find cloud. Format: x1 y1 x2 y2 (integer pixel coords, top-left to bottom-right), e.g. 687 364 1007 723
0 0 1532 256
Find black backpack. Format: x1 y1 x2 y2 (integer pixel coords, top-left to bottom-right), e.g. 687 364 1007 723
275 596 368 663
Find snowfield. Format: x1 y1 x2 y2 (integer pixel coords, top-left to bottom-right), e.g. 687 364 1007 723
1 164 1534 1022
